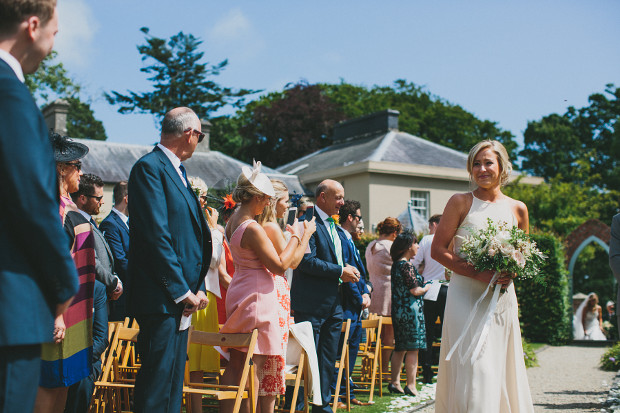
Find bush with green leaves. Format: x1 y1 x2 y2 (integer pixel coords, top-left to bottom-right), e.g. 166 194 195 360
515 233 572 345
522 339 539 368
601 342 620 371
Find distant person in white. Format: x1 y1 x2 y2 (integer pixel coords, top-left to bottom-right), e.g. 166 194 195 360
411 214 447 383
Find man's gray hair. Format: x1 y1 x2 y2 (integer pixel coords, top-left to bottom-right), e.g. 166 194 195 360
314 181 329 199
161 108 197 137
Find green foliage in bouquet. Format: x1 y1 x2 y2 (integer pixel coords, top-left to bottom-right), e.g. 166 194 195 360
521 339 539 368
600 342 620 371
457 218 546 284
515 233 573 345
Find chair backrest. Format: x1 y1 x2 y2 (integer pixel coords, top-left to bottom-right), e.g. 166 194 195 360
185 328 259 413
100 326 140 383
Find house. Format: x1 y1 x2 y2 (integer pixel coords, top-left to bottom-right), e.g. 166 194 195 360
278 109 542 232
43 100 306 220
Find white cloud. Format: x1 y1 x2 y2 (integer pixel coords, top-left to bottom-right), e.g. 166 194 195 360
208 8 264 61
54 0 98 66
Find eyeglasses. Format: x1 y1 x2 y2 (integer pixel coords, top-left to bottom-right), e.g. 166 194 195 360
66 161 82 171
185 128 205 143
85 194 104 202
352 214 363 220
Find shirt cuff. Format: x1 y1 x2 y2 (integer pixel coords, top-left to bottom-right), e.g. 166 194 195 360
174 290 192 304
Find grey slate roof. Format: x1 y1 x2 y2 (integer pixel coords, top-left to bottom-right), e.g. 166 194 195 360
277 130 468 175
76 138 306 194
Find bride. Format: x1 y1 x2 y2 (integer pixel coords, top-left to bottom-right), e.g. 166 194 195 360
431 140 534 412
574 292 606 340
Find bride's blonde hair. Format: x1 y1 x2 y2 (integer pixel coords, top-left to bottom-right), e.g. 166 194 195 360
467 140 512 187
256 179 288 225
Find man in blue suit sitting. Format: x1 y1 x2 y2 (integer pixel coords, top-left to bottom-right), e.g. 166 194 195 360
331 200 372 407
100 181 130 321
0 1 79 411
128 107 212 413
291 180 361 413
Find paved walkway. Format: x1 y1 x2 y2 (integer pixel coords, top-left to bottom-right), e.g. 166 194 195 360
409 344 614 413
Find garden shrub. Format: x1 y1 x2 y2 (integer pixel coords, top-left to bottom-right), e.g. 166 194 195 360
601 342 620 371
515 233 572 345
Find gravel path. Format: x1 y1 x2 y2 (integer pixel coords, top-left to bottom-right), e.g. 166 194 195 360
409 344 614 413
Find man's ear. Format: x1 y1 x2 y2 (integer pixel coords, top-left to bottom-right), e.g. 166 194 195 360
25 16 41 41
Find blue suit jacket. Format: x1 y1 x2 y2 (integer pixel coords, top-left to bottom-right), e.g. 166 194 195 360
0 60 79 346
339 229 370 321
100 211 129 284
127 146 212 316
291 210 343 317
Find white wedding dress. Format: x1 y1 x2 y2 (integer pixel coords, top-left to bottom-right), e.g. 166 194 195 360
573 296 607 340
435 194 534 413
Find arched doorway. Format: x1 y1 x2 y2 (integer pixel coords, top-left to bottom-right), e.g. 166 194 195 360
565 219 611 281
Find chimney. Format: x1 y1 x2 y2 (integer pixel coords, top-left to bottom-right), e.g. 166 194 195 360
42 99 70 135
333 109 400 143
195 118 212 152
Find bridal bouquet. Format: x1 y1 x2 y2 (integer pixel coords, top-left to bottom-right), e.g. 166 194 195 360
457 218 546 284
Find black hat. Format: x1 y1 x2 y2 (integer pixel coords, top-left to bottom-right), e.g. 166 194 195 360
49 131 89 162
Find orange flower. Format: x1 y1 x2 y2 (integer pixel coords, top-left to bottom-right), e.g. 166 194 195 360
223 193 236 210
331 215 340 225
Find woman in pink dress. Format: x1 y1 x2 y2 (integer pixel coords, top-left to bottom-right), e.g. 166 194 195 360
221 162 316 413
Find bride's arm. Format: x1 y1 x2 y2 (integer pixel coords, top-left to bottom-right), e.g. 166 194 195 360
431 194 496 283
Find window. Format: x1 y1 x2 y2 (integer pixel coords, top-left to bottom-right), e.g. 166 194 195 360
410 190 430 220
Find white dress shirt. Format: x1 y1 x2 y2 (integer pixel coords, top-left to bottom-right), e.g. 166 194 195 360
411 233 446 282
112 207 129 229
0 49 25 82
157 143 187 187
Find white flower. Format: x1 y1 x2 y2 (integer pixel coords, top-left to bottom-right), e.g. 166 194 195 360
512 250 526 268
488 247 497 257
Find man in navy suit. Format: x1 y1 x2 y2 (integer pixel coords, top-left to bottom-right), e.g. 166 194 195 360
128 107 212 413
331 200 372 407
0 1 79 411
291 180 360 413
100 181 130 321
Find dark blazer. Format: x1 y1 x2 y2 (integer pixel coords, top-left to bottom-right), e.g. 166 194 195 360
338 229 370 322
127 146 212 316
91 223 119 297
291 209 343 317
100 211 129 284
0 59 79 346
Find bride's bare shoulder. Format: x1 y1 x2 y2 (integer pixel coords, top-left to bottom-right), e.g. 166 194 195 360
446 192 473 211
505 196 528 217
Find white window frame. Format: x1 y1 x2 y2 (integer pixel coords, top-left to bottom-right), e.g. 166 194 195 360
410 190 430 220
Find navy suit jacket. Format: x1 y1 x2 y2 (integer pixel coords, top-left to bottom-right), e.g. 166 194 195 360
100 211 130 284
339 229 370 321
0 59 79 346
127 146 212 316
291 210 343 317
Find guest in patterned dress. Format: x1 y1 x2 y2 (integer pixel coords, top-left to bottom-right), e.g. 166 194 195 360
221 162 316 413
256 179 295 397
388 230 429 396
35 133 95 413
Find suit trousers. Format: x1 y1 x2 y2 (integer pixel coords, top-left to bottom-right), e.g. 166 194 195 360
0 344 40 413
294 309 343 413
419 284 448 378
331 318 362 401
133 314 188 413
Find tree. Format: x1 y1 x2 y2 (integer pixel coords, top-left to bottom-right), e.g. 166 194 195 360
210 79 519 166
25 51 80 102
520 84 620 190
65 97 106 140
26 52 107 140
322 80 518 159
105 27 258 122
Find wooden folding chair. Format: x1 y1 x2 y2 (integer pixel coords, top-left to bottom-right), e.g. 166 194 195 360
352 316 383 401
332 319 351 413
93 325 140 412
183 328 258 413
379 316 400 383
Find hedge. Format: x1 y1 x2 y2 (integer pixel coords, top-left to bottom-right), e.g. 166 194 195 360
515 233 573 345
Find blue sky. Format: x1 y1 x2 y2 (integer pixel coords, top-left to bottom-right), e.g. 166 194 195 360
52 0 620 154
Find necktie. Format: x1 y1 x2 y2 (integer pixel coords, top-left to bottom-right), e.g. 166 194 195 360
90 217 98 229
326 217 344 267
179 163 188 187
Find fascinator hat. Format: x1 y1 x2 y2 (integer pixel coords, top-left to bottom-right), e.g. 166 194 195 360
49 131 89 162
241 160 275 197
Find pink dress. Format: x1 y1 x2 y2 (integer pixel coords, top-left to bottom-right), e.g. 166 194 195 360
365 239 394 316
221 219 286 395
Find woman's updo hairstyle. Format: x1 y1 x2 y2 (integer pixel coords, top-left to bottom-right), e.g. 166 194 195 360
232 172 267 204
376 217 402 236
467 140 512 187
389 229 417 262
